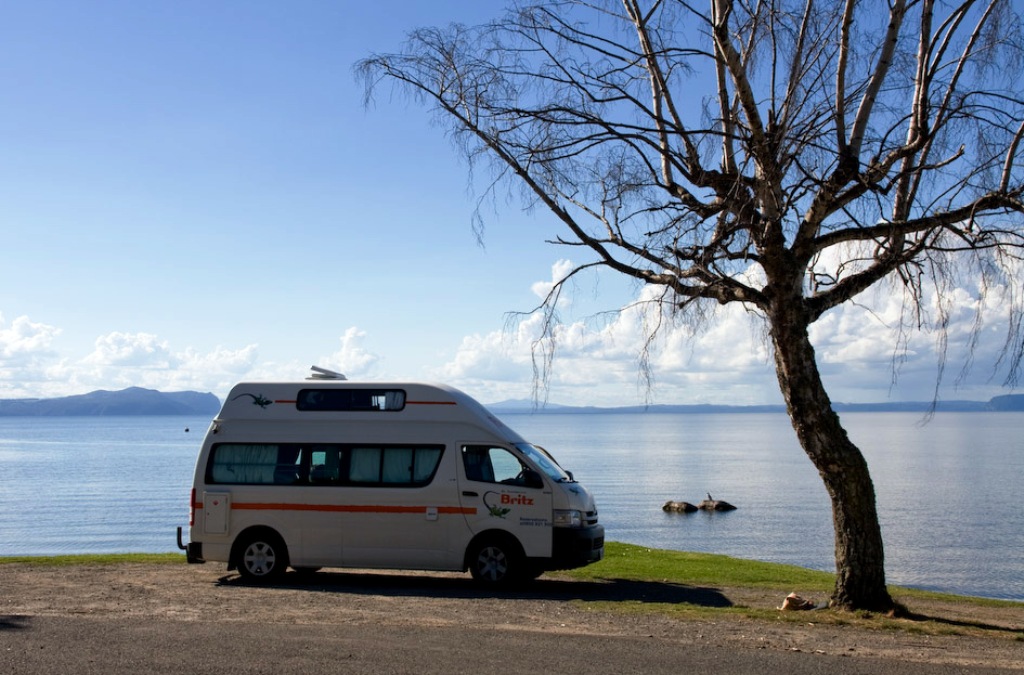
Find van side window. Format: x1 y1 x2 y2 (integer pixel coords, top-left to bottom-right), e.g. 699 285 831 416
297 389 406 411
349 448 382 482
413 447 442 483
463 446 529 485
208 443 443 487
348 447 444 486
309 447 342 484
208 444 303 485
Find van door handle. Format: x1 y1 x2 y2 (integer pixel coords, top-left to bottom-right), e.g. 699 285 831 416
462 491 478 497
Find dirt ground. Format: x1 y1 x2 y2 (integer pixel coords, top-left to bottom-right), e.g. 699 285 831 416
1 562 1022 671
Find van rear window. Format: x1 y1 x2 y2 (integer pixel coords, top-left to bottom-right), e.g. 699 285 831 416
296 389 406 411
206 443 443 487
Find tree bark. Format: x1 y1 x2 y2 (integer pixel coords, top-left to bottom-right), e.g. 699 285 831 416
768 296 894 612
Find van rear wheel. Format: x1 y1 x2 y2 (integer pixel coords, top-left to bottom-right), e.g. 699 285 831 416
236 530 288 583
468 536 523 586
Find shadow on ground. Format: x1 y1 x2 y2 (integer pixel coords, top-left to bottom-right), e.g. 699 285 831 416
898 608 1024 637
216 569 732 608
0 615 32 632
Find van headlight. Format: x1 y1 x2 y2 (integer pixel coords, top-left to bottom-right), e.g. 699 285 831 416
553 509 583 528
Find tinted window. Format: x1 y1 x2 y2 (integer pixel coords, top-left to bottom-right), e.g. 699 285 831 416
296 389 406 411
208 444 303 485
348 446 444 486
462 446 535 485
207 443 442 487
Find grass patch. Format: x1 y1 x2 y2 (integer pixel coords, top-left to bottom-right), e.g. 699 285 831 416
0 552 184 566
556 543 1024 639
563 541 836 592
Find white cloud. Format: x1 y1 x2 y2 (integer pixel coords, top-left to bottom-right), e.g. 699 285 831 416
530 259 575 304
436 261 1022 407
0 314 63 396
0 314 60 360
317 327 382 380
1 260 1020 407
0 319 264 400
0 318 393 401
436 277 779 406
148 345 262 395
83 332 174 367
69 333 263 398
805 275 1022 401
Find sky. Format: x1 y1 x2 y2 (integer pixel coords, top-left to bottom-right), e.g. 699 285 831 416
1 0 1020 408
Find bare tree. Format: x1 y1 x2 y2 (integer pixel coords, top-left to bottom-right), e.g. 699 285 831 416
358 0 1024 611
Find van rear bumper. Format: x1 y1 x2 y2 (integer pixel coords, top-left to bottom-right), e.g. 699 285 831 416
185 542 204 564
176 526 205 564
549 524 605 570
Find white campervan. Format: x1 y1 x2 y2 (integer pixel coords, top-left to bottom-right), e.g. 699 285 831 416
178 368 604 584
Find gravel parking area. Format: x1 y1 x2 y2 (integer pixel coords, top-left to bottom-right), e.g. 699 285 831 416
1 563 1022 673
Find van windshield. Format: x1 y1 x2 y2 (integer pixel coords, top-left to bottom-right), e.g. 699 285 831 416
515 443 574 483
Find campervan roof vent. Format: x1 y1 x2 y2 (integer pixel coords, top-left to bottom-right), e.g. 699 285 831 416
308 365 347 380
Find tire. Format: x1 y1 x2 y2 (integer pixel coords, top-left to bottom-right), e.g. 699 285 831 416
235 530 288 583
467 535 523 586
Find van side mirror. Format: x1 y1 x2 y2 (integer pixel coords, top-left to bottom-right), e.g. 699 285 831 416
523 469 544 489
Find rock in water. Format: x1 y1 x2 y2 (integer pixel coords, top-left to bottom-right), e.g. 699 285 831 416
662 500 698 513
698 499 737 511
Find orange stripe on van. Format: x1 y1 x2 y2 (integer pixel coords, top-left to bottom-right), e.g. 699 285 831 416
230 502 476 515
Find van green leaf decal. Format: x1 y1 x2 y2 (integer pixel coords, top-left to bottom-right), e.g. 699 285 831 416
482 491 510 519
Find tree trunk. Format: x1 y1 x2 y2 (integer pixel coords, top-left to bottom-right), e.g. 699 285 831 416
769 299 895 612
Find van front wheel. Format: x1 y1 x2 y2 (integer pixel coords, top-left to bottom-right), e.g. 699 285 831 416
236 530 288 583
468 536 523 586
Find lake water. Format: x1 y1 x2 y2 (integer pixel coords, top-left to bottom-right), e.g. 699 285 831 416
0 412 1020 601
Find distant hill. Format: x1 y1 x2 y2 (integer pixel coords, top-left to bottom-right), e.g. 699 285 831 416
0 387 221 416
988 394 1024 411
487 394 1024 414
5 388 1018 417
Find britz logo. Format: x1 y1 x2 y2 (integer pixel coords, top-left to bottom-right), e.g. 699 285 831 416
501 493 534 506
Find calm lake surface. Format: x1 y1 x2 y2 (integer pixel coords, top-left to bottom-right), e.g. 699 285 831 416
0 412 1020 601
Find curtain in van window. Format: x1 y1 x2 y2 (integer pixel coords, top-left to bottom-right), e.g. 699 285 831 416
382 448 413 483
413 448 442 483
211 444 279 484
350 447 381 482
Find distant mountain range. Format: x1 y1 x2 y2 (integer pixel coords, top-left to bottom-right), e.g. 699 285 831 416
0 387 221 416
486 393 1024 414
1 387 1021 416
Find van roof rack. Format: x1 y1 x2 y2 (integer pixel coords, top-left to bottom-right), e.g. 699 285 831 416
308 365 347 380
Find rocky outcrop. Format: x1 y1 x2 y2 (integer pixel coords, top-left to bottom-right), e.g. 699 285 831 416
697 498 737 511
662 500 698 513
663 494 737 513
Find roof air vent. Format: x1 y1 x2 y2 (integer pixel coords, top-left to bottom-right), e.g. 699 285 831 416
308 365 347 380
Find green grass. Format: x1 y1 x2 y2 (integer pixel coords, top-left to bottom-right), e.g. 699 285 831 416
556 543 1023 638
565 541 836 592
0 552 184 566
568 542 1024 608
